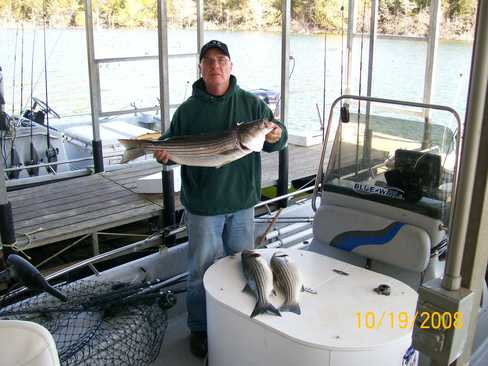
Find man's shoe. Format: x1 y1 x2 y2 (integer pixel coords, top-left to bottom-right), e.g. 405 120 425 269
190 331 207 358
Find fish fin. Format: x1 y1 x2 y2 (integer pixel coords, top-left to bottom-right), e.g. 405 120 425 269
302 286 317 294
250 302 281 318
245 251 260 258
272 251 288 258
280 303 301 315
242 283 254 295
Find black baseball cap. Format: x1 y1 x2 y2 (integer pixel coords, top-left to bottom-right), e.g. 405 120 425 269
199 40 230 61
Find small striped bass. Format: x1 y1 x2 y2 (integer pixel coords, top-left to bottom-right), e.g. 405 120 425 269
241 250 281 318
119 119 274 167
270 251 305 315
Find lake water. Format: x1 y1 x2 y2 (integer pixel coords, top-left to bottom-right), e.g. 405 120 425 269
0 27 473 133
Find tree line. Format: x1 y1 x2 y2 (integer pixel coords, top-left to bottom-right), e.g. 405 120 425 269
0 0 476 38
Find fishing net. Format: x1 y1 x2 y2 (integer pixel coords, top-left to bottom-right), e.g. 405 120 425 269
0 279 174 366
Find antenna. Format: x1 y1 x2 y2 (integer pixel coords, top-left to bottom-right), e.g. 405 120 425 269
42 0 58 173
20 24 25 115
11 25 19 115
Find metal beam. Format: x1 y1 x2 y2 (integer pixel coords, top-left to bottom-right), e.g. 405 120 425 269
345 0 356 94
196 0 204 79
0 62 15 260
442 0 488 293
94 53 196 64
422 0 441 149
157 0 170 133
0 158 15 260
450 0 488 363
277 0 291 206
0 158 9 220
365 0 378 102
363 0 378 164
84 0 104 173
157 0 176 237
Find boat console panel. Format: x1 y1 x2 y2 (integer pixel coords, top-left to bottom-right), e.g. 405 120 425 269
385 149 442 202
324 180 444 220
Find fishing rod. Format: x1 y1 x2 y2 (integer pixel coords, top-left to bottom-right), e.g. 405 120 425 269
336 1 348 181
321 26 326 134
42 0 58 174
339 1 350 124
27 26 40 177
6 27 22 180
0 67 6 133
0 67 4 109
340 3 345 102
20 24 24 116
11 25 19 115
0 66 7 167
355 0 368 176
0 255 186 314
5 24 25 180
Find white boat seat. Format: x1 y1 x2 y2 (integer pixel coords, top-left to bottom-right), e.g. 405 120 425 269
312 204 430 272
0 320 60 366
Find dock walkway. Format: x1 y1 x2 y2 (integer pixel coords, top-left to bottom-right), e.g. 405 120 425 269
8 144 323 251
9 161 165 250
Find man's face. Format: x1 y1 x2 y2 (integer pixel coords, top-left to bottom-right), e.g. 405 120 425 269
199 48 232 92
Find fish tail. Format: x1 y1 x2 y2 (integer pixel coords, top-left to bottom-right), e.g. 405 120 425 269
250 301 282 318
119 139 145 163
280 303 301 315
120 148 146 163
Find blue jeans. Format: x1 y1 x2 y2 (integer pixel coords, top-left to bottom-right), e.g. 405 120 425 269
186 207 255 332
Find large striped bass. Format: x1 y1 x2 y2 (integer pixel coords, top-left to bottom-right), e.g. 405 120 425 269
270 251 305 315
118 119 275 167
241 250 281 318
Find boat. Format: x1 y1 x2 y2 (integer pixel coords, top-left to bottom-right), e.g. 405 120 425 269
1 0 488 365
1 88 487 365
0 91 160 189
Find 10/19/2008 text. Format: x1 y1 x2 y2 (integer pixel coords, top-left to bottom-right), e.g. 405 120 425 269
355 311 464 330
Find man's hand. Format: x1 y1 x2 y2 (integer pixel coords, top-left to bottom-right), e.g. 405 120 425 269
154 149 171 164
265 123 282 144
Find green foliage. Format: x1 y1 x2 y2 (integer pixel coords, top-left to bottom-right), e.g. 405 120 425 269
446 0 475 19
0 0 476 38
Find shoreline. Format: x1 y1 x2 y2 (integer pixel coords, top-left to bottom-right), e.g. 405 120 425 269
0 19 474 42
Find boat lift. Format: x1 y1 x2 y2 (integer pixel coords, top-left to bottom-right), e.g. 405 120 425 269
82 0 292 230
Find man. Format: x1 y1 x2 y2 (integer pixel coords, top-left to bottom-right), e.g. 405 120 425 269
154 40 287 358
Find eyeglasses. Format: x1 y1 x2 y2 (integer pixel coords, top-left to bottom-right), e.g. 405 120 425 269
201 57 230 66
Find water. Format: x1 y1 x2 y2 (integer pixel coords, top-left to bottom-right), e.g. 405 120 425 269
0 27 473 133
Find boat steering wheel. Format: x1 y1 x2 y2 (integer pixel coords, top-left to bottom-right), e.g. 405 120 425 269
32 97 61 119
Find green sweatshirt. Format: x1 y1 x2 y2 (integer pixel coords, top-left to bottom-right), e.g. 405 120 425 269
162 75 288 215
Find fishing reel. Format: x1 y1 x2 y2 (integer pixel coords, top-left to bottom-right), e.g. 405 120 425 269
0 254 67 302
158 291 177 310
0 111 8 131
46 146 59 174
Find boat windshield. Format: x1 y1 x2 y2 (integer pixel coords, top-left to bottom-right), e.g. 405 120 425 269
323 99 459 224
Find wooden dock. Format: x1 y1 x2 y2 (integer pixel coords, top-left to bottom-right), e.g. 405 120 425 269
7 143 323 251
9 162 165 250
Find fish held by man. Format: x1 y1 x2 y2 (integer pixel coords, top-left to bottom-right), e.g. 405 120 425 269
118 119 275 167
241 250 281 318
270 251 315 315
